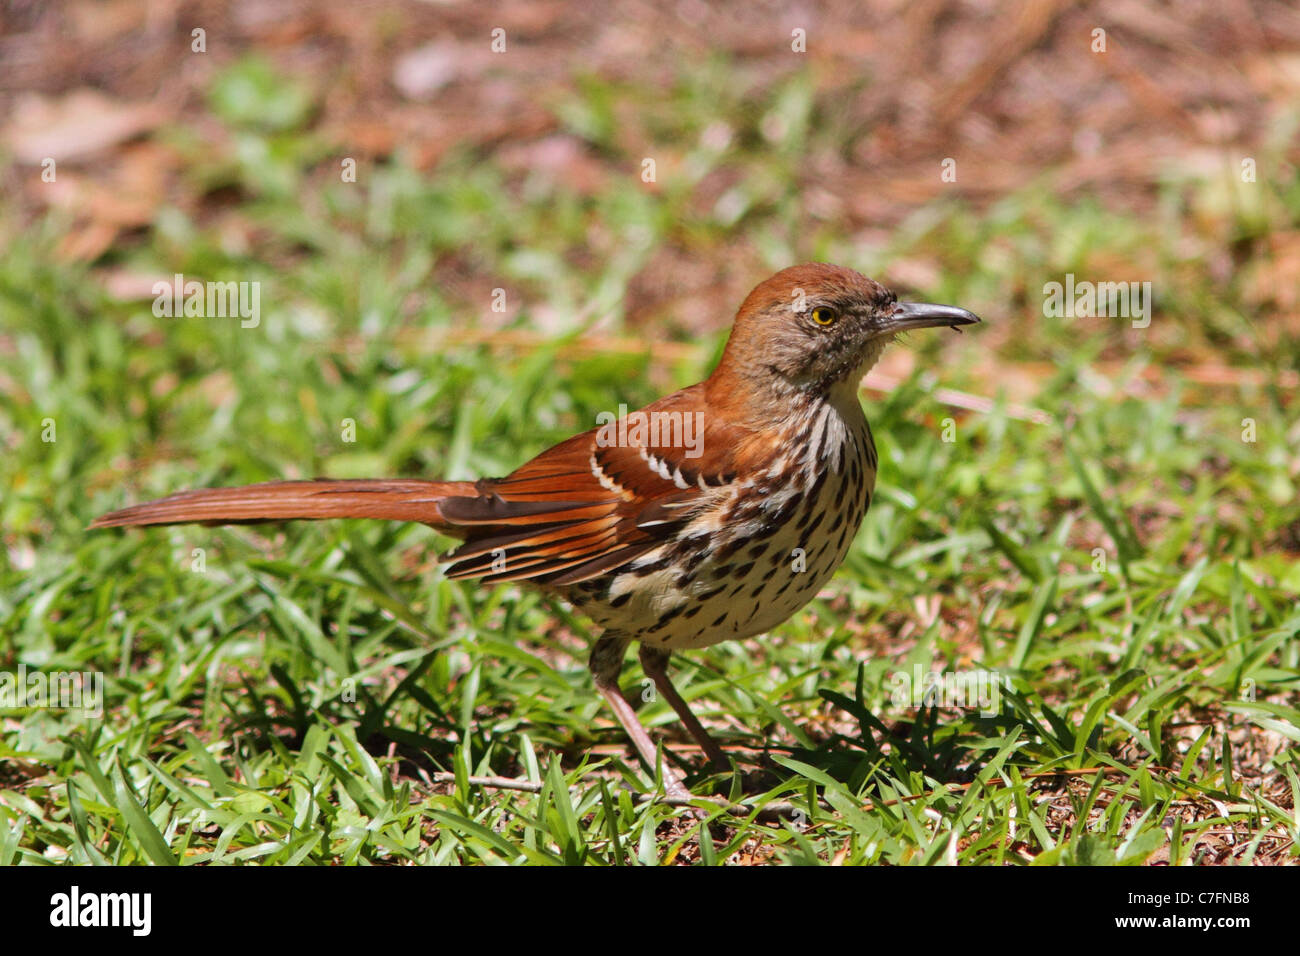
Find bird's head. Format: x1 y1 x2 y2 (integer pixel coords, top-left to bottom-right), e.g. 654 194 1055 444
713 263 979 407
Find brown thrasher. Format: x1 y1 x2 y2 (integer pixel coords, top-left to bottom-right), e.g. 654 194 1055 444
92 263 978 799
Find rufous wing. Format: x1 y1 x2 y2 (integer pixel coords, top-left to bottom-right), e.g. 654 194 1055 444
440 384 756 585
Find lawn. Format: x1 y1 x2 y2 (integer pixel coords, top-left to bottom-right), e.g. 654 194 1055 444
1 45 1298 865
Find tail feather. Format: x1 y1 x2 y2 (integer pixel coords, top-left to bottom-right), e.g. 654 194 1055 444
89 478 477 530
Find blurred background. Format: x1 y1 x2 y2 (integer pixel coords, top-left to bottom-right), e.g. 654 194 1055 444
2 1 1300 865
4 1 1298 353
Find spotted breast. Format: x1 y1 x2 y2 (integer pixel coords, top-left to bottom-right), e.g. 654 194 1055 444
569 388 877 650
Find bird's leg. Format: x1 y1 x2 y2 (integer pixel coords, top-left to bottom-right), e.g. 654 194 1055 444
638 645 730 771
588 633 692 801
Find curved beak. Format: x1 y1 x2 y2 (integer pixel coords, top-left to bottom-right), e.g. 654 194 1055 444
882 301 981 333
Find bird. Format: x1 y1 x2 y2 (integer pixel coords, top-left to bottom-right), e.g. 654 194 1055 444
91 263 979 800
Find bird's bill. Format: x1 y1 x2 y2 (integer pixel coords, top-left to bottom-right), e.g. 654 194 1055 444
882 301 981 332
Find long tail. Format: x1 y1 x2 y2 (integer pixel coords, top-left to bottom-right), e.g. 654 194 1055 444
89 478 478 530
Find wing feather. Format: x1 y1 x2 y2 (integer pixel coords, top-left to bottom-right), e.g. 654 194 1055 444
435 384 759 584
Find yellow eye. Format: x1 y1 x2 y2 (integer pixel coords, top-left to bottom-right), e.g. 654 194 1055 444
810 307 837 326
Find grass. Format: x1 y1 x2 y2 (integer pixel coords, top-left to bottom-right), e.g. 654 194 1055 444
1 56 1298 865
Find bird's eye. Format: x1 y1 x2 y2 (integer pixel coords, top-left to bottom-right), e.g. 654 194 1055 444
810 307 837 326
